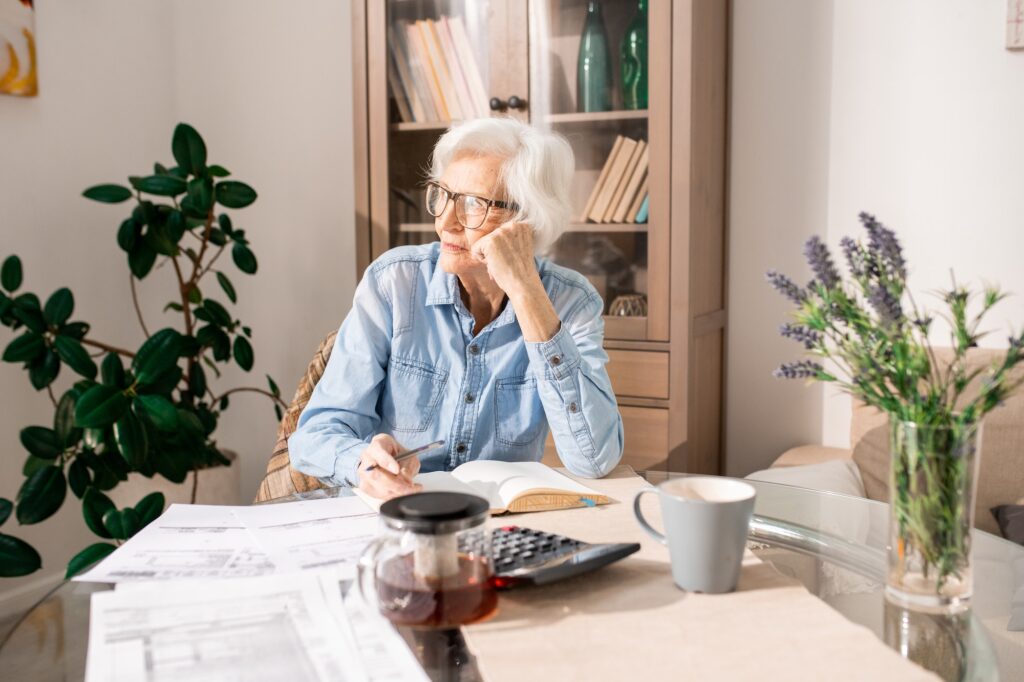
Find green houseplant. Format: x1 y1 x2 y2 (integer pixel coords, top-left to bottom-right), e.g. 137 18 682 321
0 123 286 579
768 213 1024 613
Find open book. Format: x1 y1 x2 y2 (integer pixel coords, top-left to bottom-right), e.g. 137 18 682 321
356 461 611 514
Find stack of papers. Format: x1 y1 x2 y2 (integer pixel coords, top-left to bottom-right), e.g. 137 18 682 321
81 497 428 682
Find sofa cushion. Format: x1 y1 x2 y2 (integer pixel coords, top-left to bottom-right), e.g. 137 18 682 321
772 444 852 468
747 458 866 498
992 504 1024 546
850 348 1024 536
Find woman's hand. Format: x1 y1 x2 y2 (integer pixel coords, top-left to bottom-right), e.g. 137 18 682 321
469 222 541 298
356 434 422 500
471 222 561 342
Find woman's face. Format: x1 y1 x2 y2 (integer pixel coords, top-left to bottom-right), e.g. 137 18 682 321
434 152 513 277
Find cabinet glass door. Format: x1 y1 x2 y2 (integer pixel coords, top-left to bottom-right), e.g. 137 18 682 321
529 0 666 342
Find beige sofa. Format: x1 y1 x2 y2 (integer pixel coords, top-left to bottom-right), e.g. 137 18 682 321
767 349 1024 537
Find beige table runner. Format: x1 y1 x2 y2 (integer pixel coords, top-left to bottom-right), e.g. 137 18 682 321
464 466 938 681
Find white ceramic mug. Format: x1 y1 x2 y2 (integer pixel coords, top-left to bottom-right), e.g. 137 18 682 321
633 477 756 594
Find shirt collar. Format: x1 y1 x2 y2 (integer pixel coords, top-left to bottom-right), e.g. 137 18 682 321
424 253 546 328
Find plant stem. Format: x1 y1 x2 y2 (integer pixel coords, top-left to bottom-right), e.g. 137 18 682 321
45 384 57 408
129 272 150 337
80 338 135 358
171 255 196 397
197 245 227 280
190 466 199 504
212 386 288 409
190 212 216 286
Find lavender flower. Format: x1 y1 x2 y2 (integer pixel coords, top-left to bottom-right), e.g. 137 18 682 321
773 360 825 379
766 270 807 304
803 236 840 290
779 323 822 350
840 236 866 279
859 212 906 280
869 284 903 327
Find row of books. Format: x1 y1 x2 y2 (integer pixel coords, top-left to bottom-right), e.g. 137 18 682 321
581 136 650 224
388 16 489 123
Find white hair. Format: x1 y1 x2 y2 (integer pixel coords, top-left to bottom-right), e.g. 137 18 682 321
429 117 574 253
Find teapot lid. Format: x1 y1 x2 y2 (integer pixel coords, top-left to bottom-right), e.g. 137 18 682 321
380 492 489 534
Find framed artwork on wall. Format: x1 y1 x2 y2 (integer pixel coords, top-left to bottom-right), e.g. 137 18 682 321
0 0 36 97
1010 0 1024 50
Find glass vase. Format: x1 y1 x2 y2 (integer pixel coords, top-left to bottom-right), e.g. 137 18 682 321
620 0 648 110
577 1 611 112
886 419 981 614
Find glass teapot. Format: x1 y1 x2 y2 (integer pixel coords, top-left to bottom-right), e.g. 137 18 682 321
357 492 498 629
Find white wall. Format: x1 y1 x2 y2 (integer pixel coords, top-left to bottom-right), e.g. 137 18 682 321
0 0 354 614
725 0 834 476
823 0 1024 445
728 0 1024 472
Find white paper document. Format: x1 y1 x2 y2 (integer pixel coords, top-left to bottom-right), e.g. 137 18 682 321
86 572 367 682
233 497 378 578
77 497 378 583
76 504 275 583
342 586 431 682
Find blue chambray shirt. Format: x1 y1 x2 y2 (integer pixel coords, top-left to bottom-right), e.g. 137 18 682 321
289 242 624 485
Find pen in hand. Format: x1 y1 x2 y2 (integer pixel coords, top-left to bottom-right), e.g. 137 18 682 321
364 440 446 473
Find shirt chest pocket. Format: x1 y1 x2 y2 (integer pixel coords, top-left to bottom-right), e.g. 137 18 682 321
495 376 545 446
380 356 448 432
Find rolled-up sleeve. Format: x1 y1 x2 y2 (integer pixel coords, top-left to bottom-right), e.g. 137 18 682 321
525 293 623 478
288 268 392 486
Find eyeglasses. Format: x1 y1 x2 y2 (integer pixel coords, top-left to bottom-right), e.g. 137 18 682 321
424 181 518 230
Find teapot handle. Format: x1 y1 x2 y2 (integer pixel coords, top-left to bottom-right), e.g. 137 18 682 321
355 536 387 611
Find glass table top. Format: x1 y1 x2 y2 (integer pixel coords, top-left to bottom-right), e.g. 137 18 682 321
1 473 1021 681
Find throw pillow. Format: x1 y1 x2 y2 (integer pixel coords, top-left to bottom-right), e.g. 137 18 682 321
992 505 1024 546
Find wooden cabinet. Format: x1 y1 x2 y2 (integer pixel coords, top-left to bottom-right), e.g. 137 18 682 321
351 0 728 474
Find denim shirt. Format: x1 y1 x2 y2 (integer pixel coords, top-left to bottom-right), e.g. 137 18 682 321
288 242 624 486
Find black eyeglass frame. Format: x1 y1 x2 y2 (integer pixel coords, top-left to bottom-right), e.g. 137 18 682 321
423 181 520 230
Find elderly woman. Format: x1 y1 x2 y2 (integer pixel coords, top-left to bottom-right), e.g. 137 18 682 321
289 117 623 500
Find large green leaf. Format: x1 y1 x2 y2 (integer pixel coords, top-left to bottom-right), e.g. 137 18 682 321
82 488 115 538
215 271 237 303
231 243 257 275
54 336 97 379
128 242 158 279
233 336 254 371
68 459 91 498
3 332 44 363
200 299 232 328
28 349 61 390
166 210 186 243
82 184 133 204
215 181 257 209
103 507 141 540
0 534 42 577
113 412 148 468
134 492 165 527
55 390 82 446
75 384 129 428
81 451 123 491
43 288 74 326
144 223 179 257
189 362 207 397
16 466 67 525
133 328 183 385
133 394 178 431
155 449 191 484
117 219 139 252
172 123 207 176
65 542 116 578
1 255 22 292
100 352 126 388
136 365 182 395
188 177 214 214
207 165 230 178
22 456 50 477
20 426 61 459
13 293 45 333
135 174 187 197
58 321 90 340
0 498 12 526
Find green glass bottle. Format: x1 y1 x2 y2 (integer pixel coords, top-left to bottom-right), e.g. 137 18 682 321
577 1 611 112
621 0 648 110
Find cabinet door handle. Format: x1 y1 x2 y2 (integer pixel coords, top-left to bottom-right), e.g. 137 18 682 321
489 96 528 112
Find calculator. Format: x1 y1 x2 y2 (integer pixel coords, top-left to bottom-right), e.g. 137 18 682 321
491 525 640 589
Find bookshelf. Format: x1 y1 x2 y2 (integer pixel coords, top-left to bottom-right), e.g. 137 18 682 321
351 0 728 475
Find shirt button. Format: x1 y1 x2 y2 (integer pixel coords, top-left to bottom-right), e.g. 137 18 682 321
550 355 562 366
569 402 579 413
456 443 467 453
465 393 475 403
469 344 480 355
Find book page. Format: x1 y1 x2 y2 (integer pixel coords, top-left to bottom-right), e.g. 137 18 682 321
450 461 602 508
